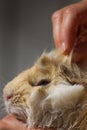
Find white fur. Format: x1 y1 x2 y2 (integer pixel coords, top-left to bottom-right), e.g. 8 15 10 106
27 82 84 127
43 83 84 111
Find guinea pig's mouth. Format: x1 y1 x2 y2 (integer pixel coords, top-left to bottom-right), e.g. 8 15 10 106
4 99 28 123
14 111 27 123
13 107 27 123
6 105 27 123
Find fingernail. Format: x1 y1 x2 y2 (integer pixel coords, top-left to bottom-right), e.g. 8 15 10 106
60 42 67 53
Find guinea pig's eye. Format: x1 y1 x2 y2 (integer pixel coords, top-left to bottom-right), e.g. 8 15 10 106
37 79 50 86
29 79 50 87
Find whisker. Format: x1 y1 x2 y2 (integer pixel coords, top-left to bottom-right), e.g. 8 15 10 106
21 87 28 93
20 87 29 96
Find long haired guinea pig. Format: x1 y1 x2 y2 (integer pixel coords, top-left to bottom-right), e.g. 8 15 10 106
3 50 87 130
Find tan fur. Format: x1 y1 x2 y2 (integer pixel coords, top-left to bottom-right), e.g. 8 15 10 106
3 50 87 130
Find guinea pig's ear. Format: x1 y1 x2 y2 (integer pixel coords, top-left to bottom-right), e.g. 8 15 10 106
59 64 87 86
59 64 80 85
36 52 52 69
36 50 61 69
59 65 75 84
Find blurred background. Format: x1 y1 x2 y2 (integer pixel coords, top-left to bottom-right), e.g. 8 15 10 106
0 0 79 118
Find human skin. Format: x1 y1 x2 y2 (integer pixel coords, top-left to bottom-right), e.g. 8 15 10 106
0 114 28 130
52 0 87 63
0 115 54 130
0 0 87 130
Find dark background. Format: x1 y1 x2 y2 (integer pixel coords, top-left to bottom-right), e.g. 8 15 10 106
0 0 80 118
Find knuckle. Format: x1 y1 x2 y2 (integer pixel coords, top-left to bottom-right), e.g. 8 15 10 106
64 5 79 16
64 5 80 20
51 10 62 21
65 7 75 15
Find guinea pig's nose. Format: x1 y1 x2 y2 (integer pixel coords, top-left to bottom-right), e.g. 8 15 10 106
4 93 13 101
7 94 12 100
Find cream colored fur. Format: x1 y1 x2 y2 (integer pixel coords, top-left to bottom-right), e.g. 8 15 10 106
3 50 87 130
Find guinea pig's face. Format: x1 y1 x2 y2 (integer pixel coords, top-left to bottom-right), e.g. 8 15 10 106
3 51 85 126
3 52 59 122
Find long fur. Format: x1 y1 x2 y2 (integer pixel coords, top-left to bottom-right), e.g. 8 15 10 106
3 50 87 129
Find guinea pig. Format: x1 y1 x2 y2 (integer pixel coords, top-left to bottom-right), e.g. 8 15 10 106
3 50 87 130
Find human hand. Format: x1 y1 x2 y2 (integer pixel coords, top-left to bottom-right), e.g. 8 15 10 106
52 0 87 63
0 115 54 130
0 114 28 130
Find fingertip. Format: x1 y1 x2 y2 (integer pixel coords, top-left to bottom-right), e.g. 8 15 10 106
58 41 74 55
52 8 77 55
54 39 73 55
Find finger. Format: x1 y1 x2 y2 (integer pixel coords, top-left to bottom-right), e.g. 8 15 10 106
0 114 27 130
0 121 7 130
73 42 87 63
0 115 44 130
60 1 87 54
52 10 63 49
61 8 79 54
52 5 79 54
52 1 87 55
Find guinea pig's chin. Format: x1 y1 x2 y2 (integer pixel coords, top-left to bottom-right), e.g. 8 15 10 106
12 107 27 123
14 111 27 123
5 102 27 123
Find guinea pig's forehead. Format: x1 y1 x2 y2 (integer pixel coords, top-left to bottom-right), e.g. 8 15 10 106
28 68 51 82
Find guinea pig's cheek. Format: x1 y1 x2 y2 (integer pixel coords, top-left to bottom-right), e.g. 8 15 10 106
24 96 30 107
22 96 29 107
